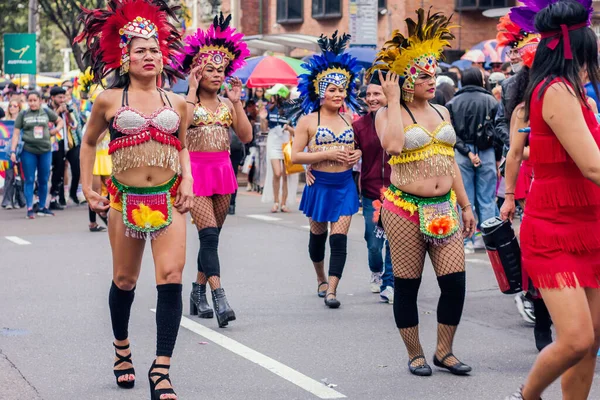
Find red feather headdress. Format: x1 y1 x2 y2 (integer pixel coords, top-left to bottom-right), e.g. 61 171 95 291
496 15 540 68
75 0 183 83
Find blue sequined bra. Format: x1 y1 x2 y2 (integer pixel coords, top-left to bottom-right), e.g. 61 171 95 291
308 112 354 168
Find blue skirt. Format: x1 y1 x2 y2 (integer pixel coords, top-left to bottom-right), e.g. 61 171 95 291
299 169 360 222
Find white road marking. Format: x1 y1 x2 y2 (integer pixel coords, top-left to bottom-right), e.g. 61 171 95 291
246 214 282 222
150 310 346 399
466 258 491 265
4 236 31 245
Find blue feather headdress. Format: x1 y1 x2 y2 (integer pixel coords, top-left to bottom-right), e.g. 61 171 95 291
287 31 365 122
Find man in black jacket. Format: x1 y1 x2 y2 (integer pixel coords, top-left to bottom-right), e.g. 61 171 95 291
447 68 500 252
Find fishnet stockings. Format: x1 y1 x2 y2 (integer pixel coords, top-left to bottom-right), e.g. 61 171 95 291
191 195 231 230
308 216 353 236
382 208 466 367
192 195 231 289
400 326 427 367
435 324 460 367
327 276 340 298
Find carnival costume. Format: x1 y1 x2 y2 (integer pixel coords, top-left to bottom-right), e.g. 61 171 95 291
174 13 249 327
289 32 363 307
497 14 540 202
76 0 185 395
511 0 600 289
370 9 472 376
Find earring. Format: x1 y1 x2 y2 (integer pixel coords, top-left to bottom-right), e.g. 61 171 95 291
159 63 164 75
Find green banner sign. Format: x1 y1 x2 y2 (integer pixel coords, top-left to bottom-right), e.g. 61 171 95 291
3 33 37 75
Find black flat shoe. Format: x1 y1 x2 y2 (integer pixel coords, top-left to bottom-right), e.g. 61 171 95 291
317 282 328 298
433 353 472 375
113 342 135 389
408 355 432 376
324 293 340 309
148 360 176 400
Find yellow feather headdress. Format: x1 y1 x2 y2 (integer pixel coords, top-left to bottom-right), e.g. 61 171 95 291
369 8 456 102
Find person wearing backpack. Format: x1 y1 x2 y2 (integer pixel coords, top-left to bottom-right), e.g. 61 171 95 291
446 68 499 252
9 91 64 219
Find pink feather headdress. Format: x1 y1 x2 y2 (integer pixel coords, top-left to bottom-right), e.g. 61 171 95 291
174 13 249 76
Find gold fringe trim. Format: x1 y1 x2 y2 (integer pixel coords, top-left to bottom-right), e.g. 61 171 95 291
391 154 455 186
390 143 455 165
111 141 181 175
187 125 230 152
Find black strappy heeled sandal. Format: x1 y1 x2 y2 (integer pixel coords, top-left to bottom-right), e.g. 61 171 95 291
113 342 135 389
148 360 176 400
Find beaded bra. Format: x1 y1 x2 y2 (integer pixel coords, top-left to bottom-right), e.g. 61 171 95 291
307 112 355 169
187 100 233 152
390 104 456 186
108 88 182 174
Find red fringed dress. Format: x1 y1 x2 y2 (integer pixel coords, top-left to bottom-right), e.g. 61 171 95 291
520 78 600 289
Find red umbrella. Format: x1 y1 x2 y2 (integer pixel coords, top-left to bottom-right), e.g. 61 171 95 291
244 56 301 88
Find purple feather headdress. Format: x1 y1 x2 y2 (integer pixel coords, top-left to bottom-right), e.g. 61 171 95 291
173 13 249 76
510 0 593 33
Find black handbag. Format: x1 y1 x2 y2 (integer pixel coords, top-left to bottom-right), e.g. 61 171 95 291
475 113 495 151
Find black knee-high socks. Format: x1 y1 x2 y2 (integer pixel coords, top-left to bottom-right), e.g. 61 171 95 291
308 231 327 262
393 277 422 328
156 283 182 357
437 272 466 326
109 281 135 341
198 228 220 278
328 234 347 278
392 272 466 329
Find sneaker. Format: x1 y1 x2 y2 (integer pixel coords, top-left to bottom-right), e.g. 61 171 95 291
380 286 394 304
26 209 35 219
369 272 382 293
515 293 536 324
49 201 64 211
473 232 486 250
37 208 55 217
4 204 13 210
464 241 475 254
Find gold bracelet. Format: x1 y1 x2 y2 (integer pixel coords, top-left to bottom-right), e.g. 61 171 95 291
460 203 472 211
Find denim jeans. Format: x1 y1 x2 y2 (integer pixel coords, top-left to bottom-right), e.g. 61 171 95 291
21 150 52 210
362 196 394 290
455 144 499 230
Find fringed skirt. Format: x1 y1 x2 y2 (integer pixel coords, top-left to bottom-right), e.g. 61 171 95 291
190 151 237 197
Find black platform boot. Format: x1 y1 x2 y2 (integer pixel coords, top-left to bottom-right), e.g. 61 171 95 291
190 282 214 319
211 288 236 328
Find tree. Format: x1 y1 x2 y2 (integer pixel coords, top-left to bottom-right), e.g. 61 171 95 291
0 0 28 71
37 0 105 71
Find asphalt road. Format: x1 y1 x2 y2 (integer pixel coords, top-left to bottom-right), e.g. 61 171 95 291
1 191 598 400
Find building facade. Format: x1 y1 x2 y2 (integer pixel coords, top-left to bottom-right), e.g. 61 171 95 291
190 0 516 58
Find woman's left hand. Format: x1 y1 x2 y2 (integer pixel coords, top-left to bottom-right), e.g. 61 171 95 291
305 166 315 186
174 176 194 214
347 150 361 166
461 207 476 238
225 77 243 104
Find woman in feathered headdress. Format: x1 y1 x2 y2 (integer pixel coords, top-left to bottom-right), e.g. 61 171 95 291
496 12 554 354
501 1 600 399
73 1 194 398
174 13 252 329
289 31 364 308
369 8 476 376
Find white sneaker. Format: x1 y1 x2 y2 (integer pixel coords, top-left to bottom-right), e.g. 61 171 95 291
369 272 382 293
464 241 475 254
514 293 536 324
473 233 486 250
380 286 394 304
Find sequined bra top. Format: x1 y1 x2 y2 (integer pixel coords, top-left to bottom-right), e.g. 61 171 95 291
308 112 355 170
187 100 233 152
108 88 182 175
390 104 456 186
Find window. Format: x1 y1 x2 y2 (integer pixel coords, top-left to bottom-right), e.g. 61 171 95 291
378 0 386 10
277 0 303 24
455 0 515 10
312 0 342 20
